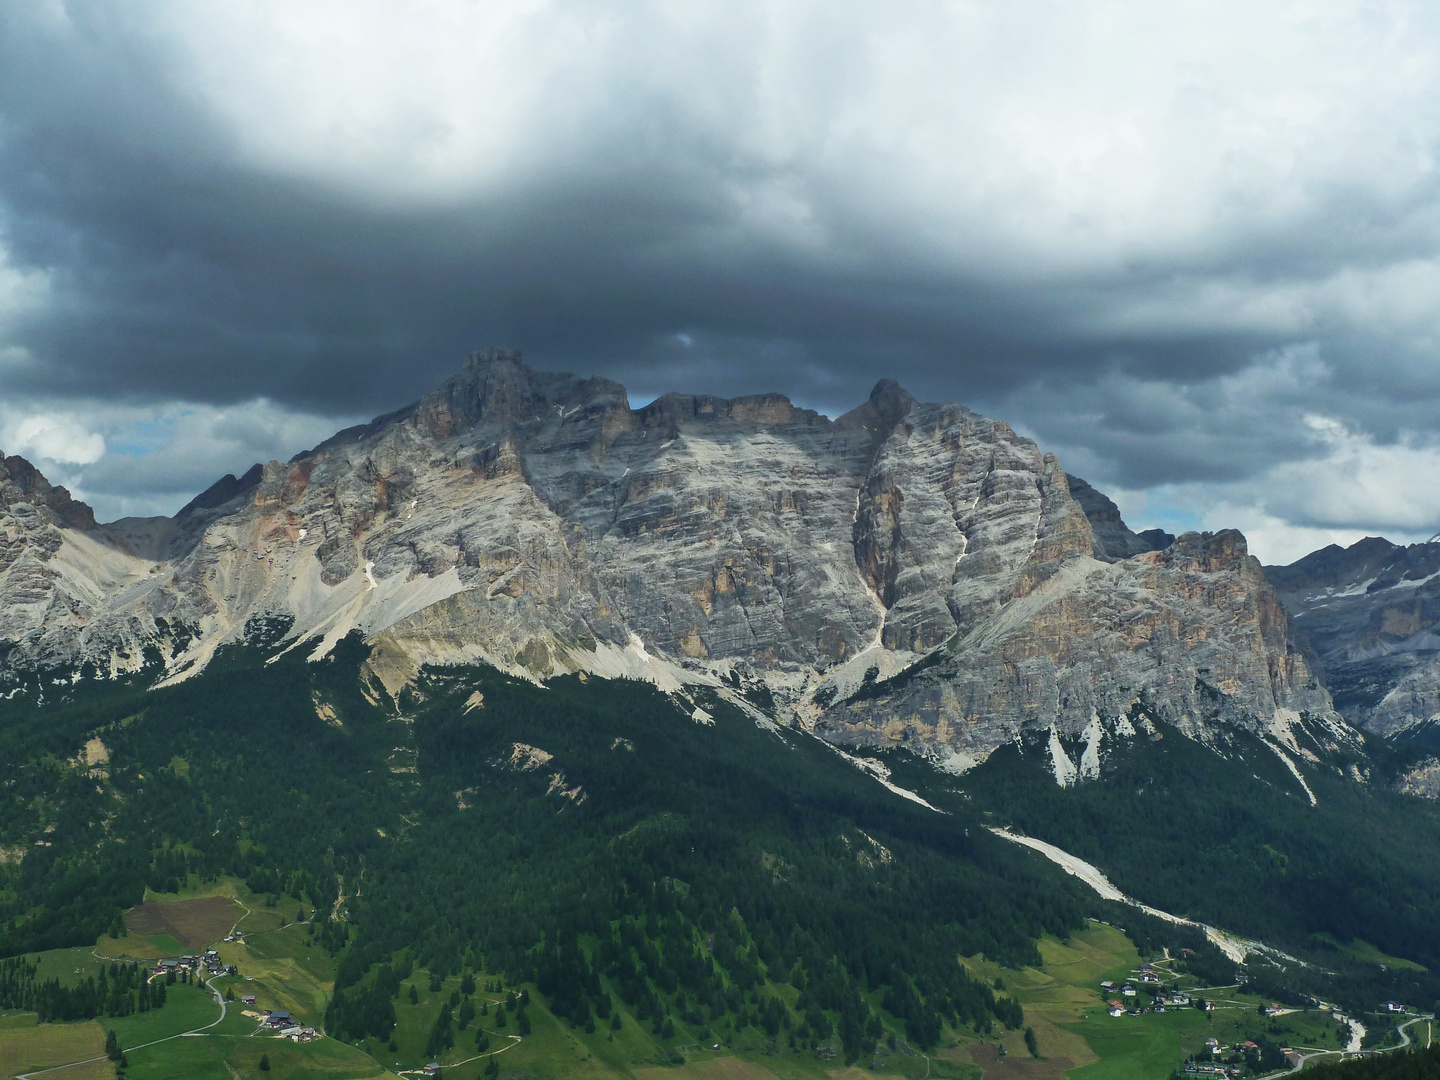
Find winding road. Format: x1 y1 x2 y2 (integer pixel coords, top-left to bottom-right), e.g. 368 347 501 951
16 974 233 1080
1252 1013 1434 1080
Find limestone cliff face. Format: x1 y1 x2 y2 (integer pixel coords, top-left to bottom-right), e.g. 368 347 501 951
0 349 1347 772
815 529 1338 769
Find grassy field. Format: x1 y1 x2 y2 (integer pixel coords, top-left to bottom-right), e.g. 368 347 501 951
956 923 1140 1080
1313 935 1428 973
0 1013 105 1080
142 933 184 955
124 1031 395 1080
24 946 114 988
1058 1004 1344 1080
1063 1010 1209 1080
94 931 165 961
105 981 221 1049
217 923 336 1027
93 875 310 966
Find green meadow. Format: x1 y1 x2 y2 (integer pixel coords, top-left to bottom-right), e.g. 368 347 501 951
0 1012 106 1080
0 899 1420 1080
1313 936 1428 974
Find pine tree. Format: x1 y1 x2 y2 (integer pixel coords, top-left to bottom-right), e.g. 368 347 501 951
259 1053 270 1072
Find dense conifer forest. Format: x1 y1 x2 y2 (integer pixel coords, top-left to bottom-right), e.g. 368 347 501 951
0 955 169 1021
0 639 1092 1063
3 635 1440 1064
930 723 1440 1004
1260 1044 1440 1080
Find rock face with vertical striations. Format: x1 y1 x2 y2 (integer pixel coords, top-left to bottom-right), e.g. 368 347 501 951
0 348 1348 774
816 528 1342 773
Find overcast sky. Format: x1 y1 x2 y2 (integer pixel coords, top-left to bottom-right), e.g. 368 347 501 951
2 1 1440 562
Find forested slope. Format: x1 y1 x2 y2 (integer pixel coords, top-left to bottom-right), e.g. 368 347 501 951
0 637 1095 1064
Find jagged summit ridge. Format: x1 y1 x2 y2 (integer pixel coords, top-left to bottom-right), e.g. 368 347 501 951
0 349 1342 775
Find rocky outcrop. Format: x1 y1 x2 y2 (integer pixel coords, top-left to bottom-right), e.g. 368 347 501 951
1065 473 1173 561
1398 756 1440 799
0 349 1350 774
1266 537 1440 735
0 454 185 675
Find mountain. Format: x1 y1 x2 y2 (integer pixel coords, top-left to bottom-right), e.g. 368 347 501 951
7 351 1440 1080
1265 536 1440 739
0 348 1345 779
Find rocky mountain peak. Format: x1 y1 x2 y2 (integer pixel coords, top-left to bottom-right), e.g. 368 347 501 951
1064 473 1173 562
0 453 96 531
1266 535 1440 736
177 463 264 518
836 378 918 436
867 378 917 427
0 349 1347 783
411 347 631 440
636 391 813 430
1159 528 1249 571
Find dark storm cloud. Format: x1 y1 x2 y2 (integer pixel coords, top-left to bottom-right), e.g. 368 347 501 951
0 102 1286 420
2 1 1440 558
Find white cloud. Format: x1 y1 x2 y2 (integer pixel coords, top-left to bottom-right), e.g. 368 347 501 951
6 413 106 466
1101 414 1440 565
92 1 1440 269
0 396 363 521
0 247 49 330
1262 416 1440 534
1111 481 1426 566
0 241 52 376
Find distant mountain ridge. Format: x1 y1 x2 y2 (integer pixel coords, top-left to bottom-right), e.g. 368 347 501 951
1266 536 1440 740
0 348 1346 780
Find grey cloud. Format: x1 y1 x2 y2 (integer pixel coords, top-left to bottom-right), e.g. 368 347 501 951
2 1 1440 533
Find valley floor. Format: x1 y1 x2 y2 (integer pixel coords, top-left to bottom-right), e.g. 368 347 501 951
3 880 1423 1080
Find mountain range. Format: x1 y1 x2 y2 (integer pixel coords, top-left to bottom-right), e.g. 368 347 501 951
1 347 1365 786
7 349 1440 1080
